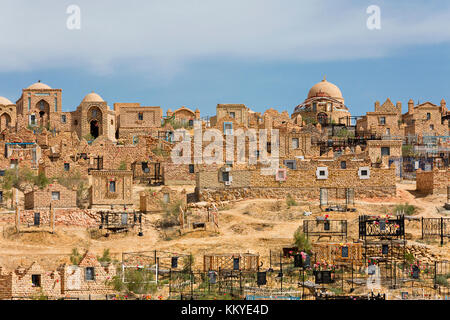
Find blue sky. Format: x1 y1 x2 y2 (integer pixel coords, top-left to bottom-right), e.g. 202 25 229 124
0 0 449 116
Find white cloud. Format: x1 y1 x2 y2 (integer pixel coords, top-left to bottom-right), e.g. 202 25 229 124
0 0 450 76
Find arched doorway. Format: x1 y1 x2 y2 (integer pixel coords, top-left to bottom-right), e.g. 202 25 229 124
36 100 50 127
90 120 99 138
317 112 328 125
87 106 103 139
0 113 11 131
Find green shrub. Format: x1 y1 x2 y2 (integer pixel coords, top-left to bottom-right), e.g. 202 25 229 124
108 267 157 295
98 249 112 264
336 128 355 138
293 227 312 254
83 133 95 141
1 168 49 192
435 275 449 287
395 203 415 215
70 248 83 265
404 252 415 265
286 194 298 207
402 145 417 157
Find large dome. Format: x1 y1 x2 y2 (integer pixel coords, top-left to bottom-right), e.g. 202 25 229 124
82 92 104 103
0 96 13 105
307 78 343 101
27 81 52 90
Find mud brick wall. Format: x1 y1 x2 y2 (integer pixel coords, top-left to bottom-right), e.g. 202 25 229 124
366 140 402 163
90 170 133 207
60 253 116 297
198 186 395 202
403 104 449 137
0 269 12 299
0 209 99 227
197 166 396 201
24 183 77 209
163 163 220 185
416 168 450 194
11 263 62 299
140 187 187 213
197 166 396 190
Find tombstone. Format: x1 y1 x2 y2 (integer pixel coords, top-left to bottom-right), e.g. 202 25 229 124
315 270 332 284
171 257 178 268
368 264 376 275
324 220 330 231
294 254 302 268
257 272 267 286
382 244 389 255
121 213 128 225
303 255 311 268
412 265 420 279
379 220 386 231
342 246 349 258
233 258 240 271
34 212 40 226
209 271 216 284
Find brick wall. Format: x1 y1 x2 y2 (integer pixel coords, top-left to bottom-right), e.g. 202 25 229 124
197 164 396 201
140 186 187 213
416 168 450 194
24 182 77 209
0 209 99 227
90 170 133 208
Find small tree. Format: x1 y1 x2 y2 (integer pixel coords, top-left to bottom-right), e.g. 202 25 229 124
108 267 157 295
57 171 89 207
97 248 112 264
293 227 312 254
34 171 50 189
1 168 49 193
183 254 195 273
70 248 83 265
402 145 417 157
159 199 183 228
336 128 355 138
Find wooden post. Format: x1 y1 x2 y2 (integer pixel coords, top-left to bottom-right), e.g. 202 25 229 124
15 205 19 233
440 217 444 246
50 202 54 234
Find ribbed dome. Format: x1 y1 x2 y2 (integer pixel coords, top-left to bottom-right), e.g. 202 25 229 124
307 78 343 101
27 81 52 90
82 92 104 103
0 96 13 105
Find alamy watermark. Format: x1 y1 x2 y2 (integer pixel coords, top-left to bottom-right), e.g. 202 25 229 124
66 5 81 30
366 5 381 30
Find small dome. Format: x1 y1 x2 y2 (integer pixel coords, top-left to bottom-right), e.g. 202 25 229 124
307 78 343 101
0 96 13 105
27 81 52 90
82 92 104 103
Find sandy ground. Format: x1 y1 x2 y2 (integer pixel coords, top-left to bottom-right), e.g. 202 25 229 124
0 181 449 271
